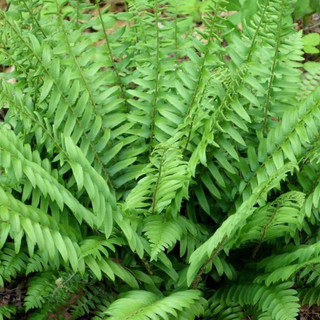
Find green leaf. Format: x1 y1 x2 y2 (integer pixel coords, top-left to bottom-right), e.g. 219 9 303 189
97 258 115 281
42 43 51 67
101 142 123 165
239 86 260 106
85 256 102 280
54 101 68 129
302 33 320 46
52 230 68 263
304 45 319 54
21 217 36 244
29 34 41 55
42 227 56 260
230 100 251 122
70 161 84 191
195 185 210 214
40 76 54 102
295 0 312 19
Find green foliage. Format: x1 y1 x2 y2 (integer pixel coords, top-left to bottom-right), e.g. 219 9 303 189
0 306 16 320
0 0 320 319
105 290 205 320
294 0 320 20
302 33 320 53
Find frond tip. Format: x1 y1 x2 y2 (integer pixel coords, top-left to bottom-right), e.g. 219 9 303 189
143 215 185 260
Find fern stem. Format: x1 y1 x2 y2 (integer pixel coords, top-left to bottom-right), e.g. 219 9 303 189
245 0 269 62
149 0 160 155
54 0 100 117
96 2 129 112
151 148 165 214
262 0 285 134
252 203 280 259
0 82 67 158
21 0 47 38
185 6 222 118
191 237 227 289
182 84 208 155
77 0 80 24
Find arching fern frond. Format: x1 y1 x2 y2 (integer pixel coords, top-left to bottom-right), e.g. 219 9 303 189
104 290 205 320
0 243 28 286
0 185 80 271
298 286 320 306
187 162 298 286
235 191 305 252
212 282 299 320
64 135 116 235
0 127 96 228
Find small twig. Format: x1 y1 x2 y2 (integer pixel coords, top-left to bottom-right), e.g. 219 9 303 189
5 2 10 12
304 21 320 31
52 273 76 296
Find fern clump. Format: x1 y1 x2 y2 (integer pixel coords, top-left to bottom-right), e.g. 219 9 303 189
0 0 319 319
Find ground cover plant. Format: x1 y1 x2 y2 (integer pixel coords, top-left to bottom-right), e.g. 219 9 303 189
1 0 320 319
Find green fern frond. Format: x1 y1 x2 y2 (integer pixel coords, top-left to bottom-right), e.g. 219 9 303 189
204 299 246 320
235 191 305 251
24 272 56 311
0 127 95 228
0 243 28 285
254 240 320 286
143 215 186 260
80 236 115 260
300 63 320 101
0 185 80 271
0 0 319 318
125 143 190 216
213 282 299 320
0 305 16 320
26 251 55 275
104 290 204 320
187 162 298 286
64 135 116 235
298 286 320 306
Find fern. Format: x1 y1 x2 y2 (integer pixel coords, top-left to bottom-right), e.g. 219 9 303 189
0 0 320 318
0 306 16 320
24 272 56 311
215 282 300 320
143 215 185 260
104 290 205 320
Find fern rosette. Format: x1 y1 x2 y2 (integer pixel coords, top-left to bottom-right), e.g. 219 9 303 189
0 0 319 319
